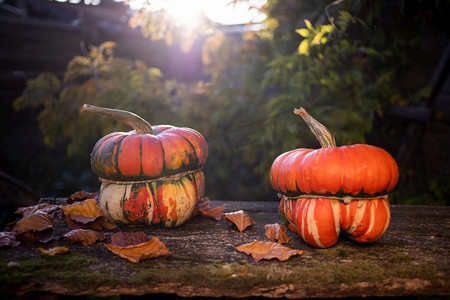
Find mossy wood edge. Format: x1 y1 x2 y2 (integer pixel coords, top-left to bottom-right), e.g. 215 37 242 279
1 201 449 298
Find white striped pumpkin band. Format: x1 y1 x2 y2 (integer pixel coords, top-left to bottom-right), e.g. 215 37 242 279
99 168 203 185
278 193 389 204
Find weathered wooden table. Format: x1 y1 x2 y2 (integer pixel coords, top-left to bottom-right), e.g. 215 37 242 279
1 201 449 299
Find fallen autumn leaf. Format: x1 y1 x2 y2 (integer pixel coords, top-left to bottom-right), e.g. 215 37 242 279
104 237 172 263
36 246 70 256
110 231 149 246
64 229 106 245
236 240 304 261
223 210 255 232
265 223 291 244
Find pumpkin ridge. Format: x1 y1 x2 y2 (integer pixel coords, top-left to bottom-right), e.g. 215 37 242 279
177 132 199 168
189 171 198 199
158 137 167 176
115 136 125 178
147 182 160 225
121 183 127 220
101 134 124 178
154 181 165 224
139 135 143 177
140 132 165 181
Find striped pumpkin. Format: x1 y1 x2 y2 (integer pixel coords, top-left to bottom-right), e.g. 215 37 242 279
82 104 208 227
271 108 399 248
100 170 205 227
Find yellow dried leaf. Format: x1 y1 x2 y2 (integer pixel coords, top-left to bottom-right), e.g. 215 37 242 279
61 199 103 219
236 240 304 261
223 210 255 232
264 223 291 244
104 237 172 263
36 246 69 256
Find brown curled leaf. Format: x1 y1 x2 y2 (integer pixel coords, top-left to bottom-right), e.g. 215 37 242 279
64 229 106 245
67 190 98 204
236 240 304 261
104 237 172 263
110 231 149 247
36 246 69 256
197 197 210 211
15 203 59 218
199 205 224 221
223 210 255 232
265 223 291 244
12 212 55 243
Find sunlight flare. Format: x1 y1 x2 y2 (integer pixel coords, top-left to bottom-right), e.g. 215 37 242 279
127 0 266 26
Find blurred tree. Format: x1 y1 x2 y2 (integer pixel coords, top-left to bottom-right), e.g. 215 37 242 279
13 0 450 204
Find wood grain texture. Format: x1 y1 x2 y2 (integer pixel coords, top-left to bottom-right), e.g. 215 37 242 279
1 200 449 298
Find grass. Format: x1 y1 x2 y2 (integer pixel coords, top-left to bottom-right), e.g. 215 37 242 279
0 246 442 295
128 257 441 289
0 252 120 293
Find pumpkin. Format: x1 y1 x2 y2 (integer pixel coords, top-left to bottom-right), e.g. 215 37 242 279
82 104 208 227
270 108 399 248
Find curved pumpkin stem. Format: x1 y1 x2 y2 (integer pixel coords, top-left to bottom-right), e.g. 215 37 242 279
294 107 336 148
82 104 154 135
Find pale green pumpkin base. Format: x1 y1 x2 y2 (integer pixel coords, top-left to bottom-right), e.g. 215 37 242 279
0 201 448 298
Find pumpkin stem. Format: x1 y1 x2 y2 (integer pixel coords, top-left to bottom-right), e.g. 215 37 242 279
82 104 154 135
294 107 336 148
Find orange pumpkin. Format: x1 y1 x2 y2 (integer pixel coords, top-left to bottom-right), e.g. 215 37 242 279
83 104 208 227
270 108 399 248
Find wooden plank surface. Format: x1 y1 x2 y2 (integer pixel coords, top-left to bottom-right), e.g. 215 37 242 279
1 200 449 298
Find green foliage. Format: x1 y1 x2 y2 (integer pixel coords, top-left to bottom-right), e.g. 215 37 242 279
14 42 176 157
391 177 450 206
182 33 272 199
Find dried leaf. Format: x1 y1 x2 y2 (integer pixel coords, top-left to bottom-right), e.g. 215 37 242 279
0 232 20 248
104 237 171 263
63 214 103 230
265 223 291 244
236 240 304 261
68 214 100 225
64 229 106 245
102 220 118 229
36 246 69 256
67 190 98 204
15 203 59 218
61 199 103 218
197 197 210 211
223 210 255 232
199 205 224 221
61 199 111 230
13 212 53 232
12 212 55 243
110 231 149 246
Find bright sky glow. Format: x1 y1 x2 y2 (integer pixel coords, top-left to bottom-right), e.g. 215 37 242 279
128 0 267 26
